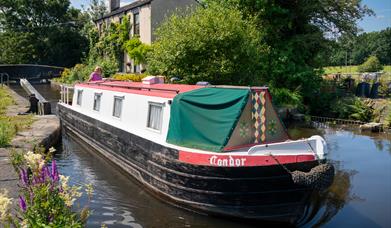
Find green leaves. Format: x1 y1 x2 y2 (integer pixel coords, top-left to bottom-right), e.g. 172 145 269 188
0 0 88 66
148 3 268 85
327 28 391 66
124 38 152 65
358 56 384 73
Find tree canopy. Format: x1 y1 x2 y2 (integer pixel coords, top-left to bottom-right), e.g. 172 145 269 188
148 0 372 105
0 0 89 67
202 0 372 99
327 28 391 66
147 3 268 85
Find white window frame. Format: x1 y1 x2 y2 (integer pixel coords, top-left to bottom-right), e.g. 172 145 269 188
76 90 83 106
93 93 102 112
146 102 164 133
112 96 124 119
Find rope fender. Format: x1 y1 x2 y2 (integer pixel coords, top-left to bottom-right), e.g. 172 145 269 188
291 163 335 190
268 153 335 190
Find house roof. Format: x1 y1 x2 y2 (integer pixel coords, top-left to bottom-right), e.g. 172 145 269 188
95 0 152 22
95 0 202 23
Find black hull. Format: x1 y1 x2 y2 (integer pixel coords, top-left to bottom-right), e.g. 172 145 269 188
58 104 319 223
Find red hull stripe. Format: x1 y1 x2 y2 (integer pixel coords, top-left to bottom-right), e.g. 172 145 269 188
179 151 315 167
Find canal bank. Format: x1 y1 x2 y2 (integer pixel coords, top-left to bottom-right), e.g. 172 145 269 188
0 86 60 200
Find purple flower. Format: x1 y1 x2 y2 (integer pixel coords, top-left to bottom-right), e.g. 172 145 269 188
51 160 59 182
19 196 27 212
40 165 48 182
20 169 29 186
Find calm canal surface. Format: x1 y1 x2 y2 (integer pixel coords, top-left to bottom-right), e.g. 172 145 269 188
56 124 391 227
11 84 391 227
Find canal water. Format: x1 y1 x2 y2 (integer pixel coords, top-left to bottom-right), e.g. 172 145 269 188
11 84 391 227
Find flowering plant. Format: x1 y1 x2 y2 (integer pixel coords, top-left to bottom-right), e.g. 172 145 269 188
4 147 93 227
0 189 12 225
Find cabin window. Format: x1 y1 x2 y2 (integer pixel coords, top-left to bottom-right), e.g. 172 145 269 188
113 96 124 118
76 90 83 106
133 13 140 35
93 93 102 111
147 102 164 131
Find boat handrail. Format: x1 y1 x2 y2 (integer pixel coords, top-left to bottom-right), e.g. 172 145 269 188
209 85 269 90
86 82 180 94
59 84 74 105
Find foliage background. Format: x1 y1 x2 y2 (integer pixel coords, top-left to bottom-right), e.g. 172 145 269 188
0 0 89 67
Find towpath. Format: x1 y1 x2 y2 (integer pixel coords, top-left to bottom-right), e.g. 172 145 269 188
0 86 60 202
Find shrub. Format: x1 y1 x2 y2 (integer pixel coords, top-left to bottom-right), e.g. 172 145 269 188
386 111 391 128
112 73 146 82
332 97 373 122
56 57 119 84
270 87 302 108
147 3 267 85
124 37 152 65
4 148 93 227
358 56 383 73
94 57 119 77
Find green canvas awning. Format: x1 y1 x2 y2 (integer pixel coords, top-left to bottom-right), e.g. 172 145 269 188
166 87 250 152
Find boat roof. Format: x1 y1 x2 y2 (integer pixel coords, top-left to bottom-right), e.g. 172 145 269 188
77 81 202 99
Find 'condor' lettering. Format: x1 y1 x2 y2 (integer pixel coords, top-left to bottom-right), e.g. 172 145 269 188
209 156 246 167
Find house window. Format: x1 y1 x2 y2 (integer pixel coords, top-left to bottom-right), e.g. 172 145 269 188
147 102 164 131
77 90 83 106
133 13 140 35
93 93 102 111
119 16 123 24
133 64 140 73
113 96 124 118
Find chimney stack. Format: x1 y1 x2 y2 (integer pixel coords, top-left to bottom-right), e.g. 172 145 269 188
109 0 120 12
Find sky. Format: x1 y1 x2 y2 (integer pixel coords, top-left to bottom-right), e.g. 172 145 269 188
70 0 134 10
70 0 391 33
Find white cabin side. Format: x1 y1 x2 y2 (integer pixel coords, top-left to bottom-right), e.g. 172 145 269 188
70 85 172 147
58 83 325 160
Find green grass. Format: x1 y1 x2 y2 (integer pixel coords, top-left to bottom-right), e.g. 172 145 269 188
0 87 34 147
323 65 391 74
323 65 391 82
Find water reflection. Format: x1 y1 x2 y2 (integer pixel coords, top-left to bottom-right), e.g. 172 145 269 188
53 121 390 227
288 123 391 228
298 166 358 227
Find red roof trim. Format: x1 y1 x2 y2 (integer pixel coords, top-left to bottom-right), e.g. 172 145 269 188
77 81 202 99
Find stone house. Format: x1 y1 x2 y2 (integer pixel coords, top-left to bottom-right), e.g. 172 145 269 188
95 0 199 73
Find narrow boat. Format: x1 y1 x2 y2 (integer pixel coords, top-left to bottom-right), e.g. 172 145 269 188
58 77 334 223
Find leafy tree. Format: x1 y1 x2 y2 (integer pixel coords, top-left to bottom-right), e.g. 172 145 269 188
202 0 372 101
124 37 152 65
86 0 107 21
358 56 383 72
147 3 268 85
327 28 391 66
0 0 88 67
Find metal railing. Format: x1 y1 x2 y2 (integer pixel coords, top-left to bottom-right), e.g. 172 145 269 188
310 116 367 126
0 73 10 86
60 85 74 105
